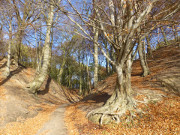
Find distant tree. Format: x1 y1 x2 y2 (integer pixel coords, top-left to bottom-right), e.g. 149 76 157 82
5 21 12 77
138 39 150 76
55 0 180 124
172 25 179 42
0 25 6 57
160 27 169 46
8 0 41 66
0 0 15 76
146 35 153 58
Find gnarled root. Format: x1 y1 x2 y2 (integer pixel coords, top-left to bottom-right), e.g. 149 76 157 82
87 96 138 125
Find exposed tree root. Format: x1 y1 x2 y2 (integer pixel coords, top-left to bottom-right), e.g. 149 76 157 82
87 97 138 125
87 90 165 125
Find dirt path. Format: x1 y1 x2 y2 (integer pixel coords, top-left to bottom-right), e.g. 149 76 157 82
36 104 69 135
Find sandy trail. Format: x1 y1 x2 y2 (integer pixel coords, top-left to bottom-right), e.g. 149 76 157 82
36 104 69 135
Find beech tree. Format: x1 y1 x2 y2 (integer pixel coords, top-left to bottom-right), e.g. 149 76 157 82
146 35 153 58
92 0 99 88
54 0 180 124
0 0 15 76
5 21 12 77
0 0 179 124
9 0 40 66
138 39 150 76
93 26 99 88
86 0 155 124
26 0 55 94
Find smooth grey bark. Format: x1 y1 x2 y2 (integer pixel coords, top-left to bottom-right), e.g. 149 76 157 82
26 3 54 94
88 54 135 124
5 21 12 77
109 46 116 73
93 27 99 88
92 0 99 88
64 0 157 125
87 0 154 124
138 40 150 77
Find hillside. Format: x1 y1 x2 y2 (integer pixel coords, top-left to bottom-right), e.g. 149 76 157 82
0 58 81 134
65 44 180 135
0 44 179 135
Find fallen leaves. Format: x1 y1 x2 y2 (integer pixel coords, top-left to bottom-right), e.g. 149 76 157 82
65 95 180 135
0 86 6 100
64 45 180 135
0 104 58 135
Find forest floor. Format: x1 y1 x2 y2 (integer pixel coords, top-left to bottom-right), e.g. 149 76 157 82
0 44 179 135
65 44 180 135
0 58 81 135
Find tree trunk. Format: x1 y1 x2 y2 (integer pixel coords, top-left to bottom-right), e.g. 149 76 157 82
110 46 116 73
14 29 24 66
36 22 43 73
160 27 168 46
105 40 110 75
5 21 12 77
68 66 72 88
35 28 39 71
138 40 150 77
132 45 139 61
0 25 6 57
146 35 153 58
87 55 136 124
93 27 99 88
79 62 83 95
57 56 66 84
86 53 91 94
26 4 54 94
172 25 178 42
36 40 44 74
